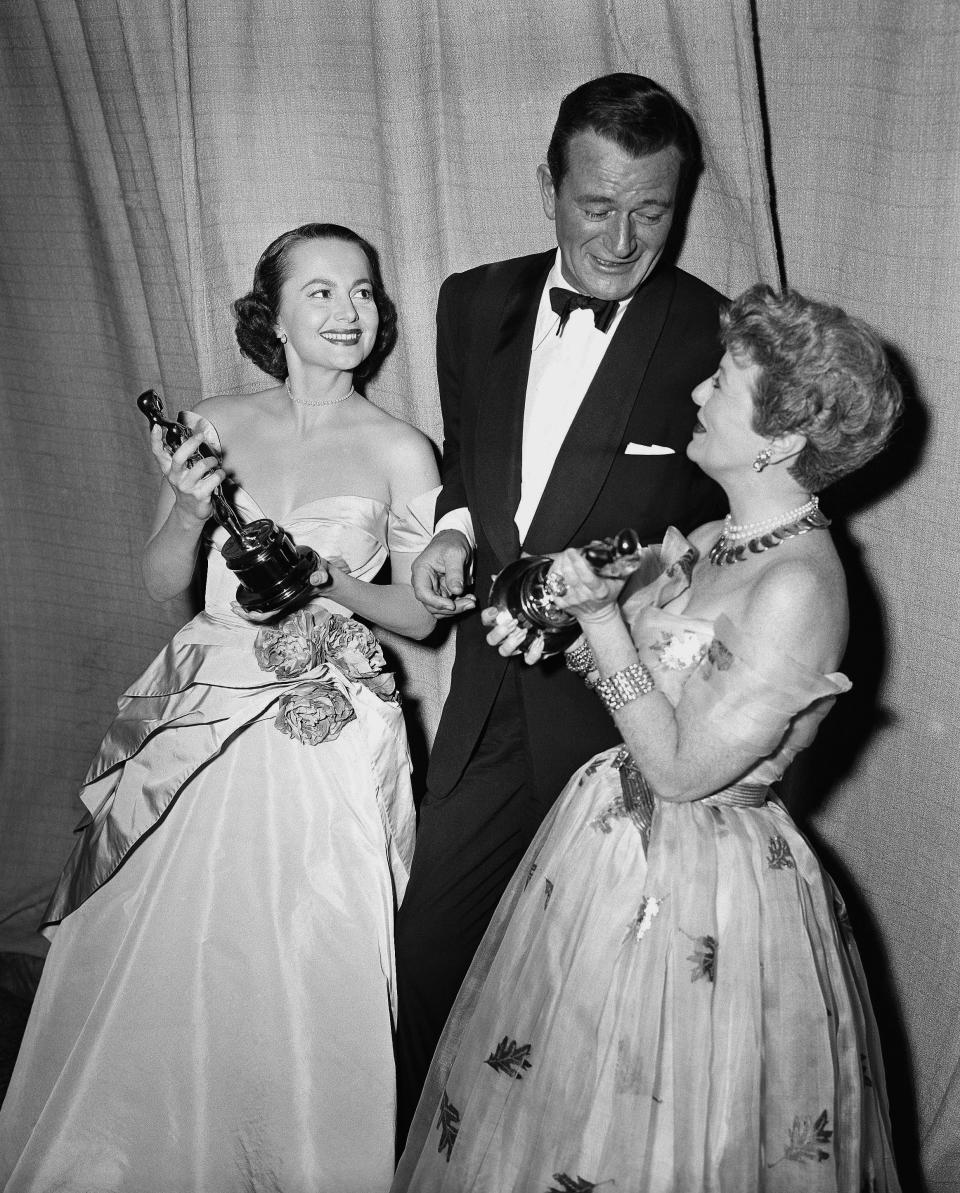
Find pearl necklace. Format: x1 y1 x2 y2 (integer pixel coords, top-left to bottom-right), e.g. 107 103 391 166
709 497 830 566
284 379 354 407
724 496 820 541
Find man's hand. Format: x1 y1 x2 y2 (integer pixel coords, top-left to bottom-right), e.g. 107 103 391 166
411 530 477 617
481 606 546 664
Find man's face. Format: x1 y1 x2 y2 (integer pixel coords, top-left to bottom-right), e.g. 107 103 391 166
538 131 681 302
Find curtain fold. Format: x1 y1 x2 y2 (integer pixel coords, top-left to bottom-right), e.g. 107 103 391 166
1 0 954 1184
755 2 960 1185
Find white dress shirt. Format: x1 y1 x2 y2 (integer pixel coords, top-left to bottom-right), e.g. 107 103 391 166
436 250 630 545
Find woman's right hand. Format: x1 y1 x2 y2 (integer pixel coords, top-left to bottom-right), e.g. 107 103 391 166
150 425 226 526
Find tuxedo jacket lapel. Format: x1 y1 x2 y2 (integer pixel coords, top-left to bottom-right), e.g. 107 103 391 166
473 253 553 567
522 267 677 553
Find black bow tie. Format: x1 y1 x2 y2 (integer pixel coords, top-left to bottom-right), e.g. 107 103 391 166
549 287 619 335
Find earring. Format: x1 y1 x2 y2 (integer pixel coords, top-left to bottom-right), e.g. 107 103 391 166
278 332 288 345
752 447 772 473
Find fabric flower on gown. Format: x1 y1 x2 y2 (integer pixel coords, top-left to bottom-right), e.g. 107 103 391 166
253 609 319 678
319 613 387 678
274 679 357 745
320 614 398 702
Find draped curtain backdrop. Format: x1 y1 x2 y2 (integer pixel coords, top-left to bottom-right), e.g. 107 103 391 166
0 1 956 1186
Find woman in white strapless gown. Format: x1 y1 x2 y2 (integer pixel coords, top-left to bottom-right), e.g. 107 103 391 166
0 224 439 1193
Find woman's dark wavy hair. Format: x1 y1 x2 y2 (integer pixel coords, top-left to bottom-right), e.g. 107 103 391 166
232 223 398 390
721 284 903 491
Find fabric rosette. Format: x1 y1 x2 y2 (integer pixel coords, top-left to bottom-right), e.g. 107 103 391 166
274 679 356 745
253 610 319 679
317 614 398 703
254 609 398 746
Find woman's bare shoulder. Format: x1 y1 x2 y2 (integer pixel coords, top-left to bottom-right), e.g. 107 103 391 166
195 387 280 418
354 404 439 498
193 388 282 439
360 403 436 457
742 543 848 670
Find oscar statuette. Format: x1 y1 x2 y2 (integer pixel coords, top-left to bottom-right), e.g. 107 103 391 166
138 389 320 619
488 528 645 657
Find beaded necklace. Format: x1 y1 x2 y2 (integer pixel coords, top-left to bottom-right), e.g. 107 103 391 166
709 497 830 566
284 379 354 407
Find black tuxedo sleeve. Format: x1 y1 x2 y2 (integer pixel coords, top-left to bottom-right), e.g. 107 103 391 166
434 273 469 524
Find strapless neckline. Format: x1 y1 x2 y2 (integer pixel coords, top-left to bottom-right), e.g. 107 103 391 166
179 412 392 527
229 488 390 527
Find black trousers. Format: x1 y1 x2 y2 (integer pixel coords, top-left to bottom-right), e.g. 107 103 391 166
393 670 547 1151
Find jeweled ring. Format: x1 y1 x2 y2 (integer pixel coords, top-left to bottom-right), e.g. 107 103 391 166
544 570 568 599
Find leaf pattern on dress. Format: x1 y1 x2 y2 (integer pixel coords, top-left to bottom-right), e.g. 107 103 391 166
524 861 538 890
545 1175 610 1192
767 835 796 869
485 1036 533 1079
769 1109 833 1165
435 1089 460 1162
703 637 733 674
685 934 717 982
664 546 697 583
861 1052 874 1088
588 748 655 852
589 798 620 834
544 878 554 909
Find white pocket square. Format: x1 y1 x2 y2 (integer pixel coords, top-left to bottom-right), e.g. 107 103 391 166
625 442 675 456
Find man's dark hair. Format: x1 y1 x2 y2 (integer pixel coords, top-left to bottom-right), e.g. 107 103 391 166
546 73 701 192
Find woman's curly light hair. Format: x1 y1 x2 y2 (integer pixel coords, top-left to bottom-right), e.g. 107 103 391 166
721 284 903 491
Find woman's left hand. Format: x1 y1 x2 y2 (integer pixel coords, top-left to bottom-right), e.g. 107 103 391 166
230 555 350 622
545 548 627 625
307 555 349 590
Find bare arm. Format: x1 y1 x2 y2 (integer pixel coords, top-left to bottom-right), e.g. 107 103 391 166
538 549 846 801
309 425 441 640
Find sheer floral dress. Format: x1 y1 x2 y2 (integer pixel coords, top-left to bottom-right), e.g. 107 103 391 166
394 529 900 1193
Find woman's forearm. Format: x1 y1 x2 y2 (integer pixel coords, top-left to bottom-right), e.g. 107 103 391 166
323 571 437 640
579 611 749 802
142 507 207 602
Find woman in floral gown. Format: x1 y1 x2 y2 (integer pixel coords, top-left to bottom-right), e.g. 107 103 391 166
0 224 439 1193
393 284 903 1192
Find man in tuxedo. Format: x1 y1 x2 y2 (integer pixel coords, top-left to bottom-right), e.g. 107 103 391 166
395 73 726 1139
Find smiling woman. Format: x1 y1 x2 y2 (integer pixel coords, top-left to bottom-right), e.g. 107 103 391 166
0 224 440 1193
394 285 903 1193
233 221 398 395
276 240 380 379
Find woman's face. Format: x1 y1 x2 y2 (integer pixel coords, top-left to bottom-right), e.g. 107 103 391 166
274 238 379 377
687 349 768 476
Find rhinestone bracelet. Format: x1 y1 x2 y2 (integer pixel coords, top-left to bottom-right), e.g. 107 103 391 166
564 640 597 680
594 661 655 713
